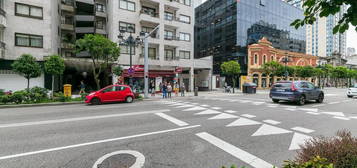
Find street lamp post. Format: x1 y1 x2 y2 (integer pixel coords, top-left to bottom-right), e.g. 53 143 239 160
281 53 291 80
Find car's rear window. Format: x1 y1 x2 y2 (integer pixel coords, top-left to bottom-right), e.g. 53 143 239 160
273 83 291 89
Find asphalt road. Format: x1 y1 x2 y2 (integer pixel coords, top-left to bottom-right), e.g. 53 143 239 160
0 88 356 168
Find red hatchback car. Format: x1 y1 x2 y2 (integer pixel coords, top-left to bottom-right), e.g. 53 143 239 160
85 85 135 105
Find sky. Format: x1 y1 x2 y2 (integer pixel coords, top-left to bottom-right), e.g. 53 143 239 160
198 0 356 49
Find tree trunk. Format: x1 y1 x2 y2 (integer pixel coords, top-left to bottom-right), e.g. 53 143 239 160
51 75 55 99
232 76 235 93
27 77 30 91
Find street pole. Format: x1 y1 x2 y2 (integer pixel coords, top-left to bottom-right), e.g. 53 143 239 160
144 33 149 99
129 36 133 88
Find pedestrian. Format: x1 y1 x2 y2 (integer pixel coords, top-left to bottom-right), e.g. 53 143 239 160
79 80 86 95
180 84 185 97
174 82 179 97
167 82 172 98
162 82 167 99
150 81 155 97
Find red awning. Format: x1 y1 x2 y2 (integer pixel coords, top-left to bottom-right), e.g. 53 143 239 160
123 70 176 78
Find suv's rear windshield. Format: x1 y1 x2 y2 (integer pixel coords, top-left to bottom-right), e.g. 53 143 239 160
273 83 291 89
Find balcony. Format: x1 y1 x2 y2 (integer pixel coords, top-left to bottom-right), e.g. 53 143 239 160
61 23 74 31
75 15 95 21
61 0 75 12
0 14 6 28
61 42 74 49
0 41 5 59
95 11 106 18
75 27 95 33
95 28 107 35
139 10 160 23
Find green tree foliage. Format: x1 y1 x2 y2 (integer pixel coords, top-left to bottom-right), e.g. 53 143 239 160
261 61 284 77
44 55 65 97
76 34 120 90
221 61 241 93
112 65 123 77
11 54 42 91
291 0 357 34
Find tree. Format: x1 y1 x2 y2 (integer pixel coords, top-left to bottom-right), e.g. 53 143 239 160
44 55 65 98
11 54 42 91
220 61 241 93
76 34 120 90
291 0 357 34
314 67 324 88
112 65 123 77
299 66 316 79
261 61 284 79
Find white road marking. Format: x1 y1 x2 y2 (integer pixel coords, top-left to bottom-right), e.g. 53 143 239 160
190 103 199 105
333 116 350 120
285 108 297 111
226 118 261 127
0 125 200 160
350 116 357 119
183 106 207 111
342 100 352 103
252 102 265 105
195 109 222 115
289 132 312 150
211 107 222 110
321 112 345 117
299 108 318 112
328 101 340 105
325 94 337 97
306 112 320 115
155 113 189 126
281 106 297 109
92 150 145 168
196 132 274 168
312 104 326 107
224 110 237 113
291 127 315 134
208 113 239 120
241 114 256 118
200 105 210 107
263 120 281 125
0 109 170 129
175 104 194 108
252 124 292 136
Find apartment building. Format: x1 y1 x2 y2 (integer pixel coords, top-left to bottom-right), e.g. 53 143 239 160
0 0 212 92
0 0 58 91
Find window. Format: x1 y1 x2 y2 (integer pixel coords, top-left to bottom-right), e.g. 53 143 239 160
271 55 274 61
119 22 135 33
115 86 126 91
179 15 190 24
148 48 156 59
15 3 43 19
254 54 258 64
164 12 173 21
263 55 266 64
141 6 157 17
183 0 191 6
119 0 135 11
179 51 190 59
103 86 115 93
164 30 174 40
142 26 153 33
96 3 105 12
179 32 190 41
165 49 174 60
96 20 104 29
15 33 43 48
120 45 135 54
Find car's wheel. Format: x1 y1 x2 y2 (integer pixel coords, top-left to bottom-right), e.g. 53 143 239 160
125 96 133 103
316 93 324 103
347 95 353 98
297 95 306 105
91 98 101 105
272 99 279 103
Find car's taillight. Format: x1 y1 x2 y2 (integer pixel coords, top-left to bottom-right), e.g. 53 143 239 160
291 83 297 91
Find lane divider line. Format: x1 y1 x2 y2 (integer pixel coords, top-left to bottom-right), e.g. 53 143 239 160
155 113 189 126
0 125 201 160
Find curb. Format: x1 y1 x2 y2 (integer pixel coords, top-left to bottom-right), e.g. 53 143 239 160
0 101 84 109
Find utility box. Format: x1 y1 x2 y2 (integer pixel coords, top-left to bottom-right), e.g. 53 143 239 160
63 84 72 97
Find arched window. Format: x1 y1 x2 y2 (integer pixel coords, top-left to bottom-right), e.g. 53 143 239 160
263 55 266 64
271 55 274 61
254 54 258 64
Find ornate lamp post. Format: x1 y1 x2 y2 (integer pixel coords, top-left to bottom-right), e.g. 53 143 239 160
281 53 291 80
118 26 143 87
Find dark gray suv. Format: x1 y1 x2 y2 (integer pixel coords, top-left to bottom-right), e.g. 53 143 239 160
269 81 324 105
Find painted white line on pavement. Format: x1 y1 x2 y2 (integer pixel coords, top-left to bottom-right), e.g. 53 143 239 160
0 125 201 160
241 114 256 118
328 101 340 105
224 110 237 113
312 104 325 107
0 109 171 129
291 127 315 134
211 107 222 110
333 116 350 120
155 113 189 126
263 120 281 125
92 150 145 168
299 108 318 112
306 112 320 115
200 104 210 107
196 132 274 168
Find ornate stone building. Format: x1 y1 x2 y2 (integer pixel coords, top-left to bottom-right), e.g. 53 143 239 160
247 37 318 89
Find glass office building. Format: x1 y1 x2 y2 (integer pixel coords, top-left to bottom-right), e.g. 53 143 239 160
195 0 305 74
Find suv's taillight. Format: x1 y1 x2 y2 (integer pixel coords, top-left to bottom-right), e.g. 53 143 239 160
291 83 297 92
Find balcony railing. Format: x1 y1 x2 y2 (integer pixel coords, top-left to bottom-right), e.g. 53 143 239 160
140 9 159 18
0 41 5 49
139 54 159 60
61 0 74 6
164 35 179 40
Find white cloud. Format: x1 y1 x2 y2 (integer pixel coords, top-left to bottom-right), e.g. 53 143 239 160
347 25 357 49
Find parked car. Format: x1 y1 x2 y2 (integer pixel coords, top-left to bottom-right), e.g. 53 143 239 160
347 84 357 98
269 81 324 105
85 85 134 105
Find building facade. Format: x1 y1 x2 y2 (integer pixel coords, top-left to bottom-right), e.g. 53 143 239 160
347 47 356 58
195 0 305 77
247 37 318 89
0 0 212 92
